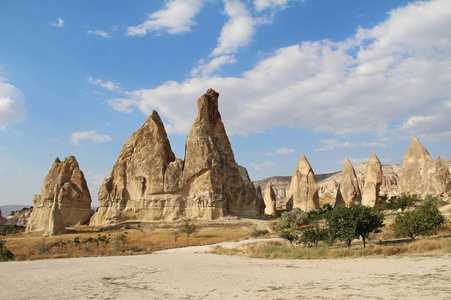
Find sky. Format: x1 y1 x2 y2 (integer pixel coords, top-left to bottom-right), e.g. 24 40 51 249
0 0 450 206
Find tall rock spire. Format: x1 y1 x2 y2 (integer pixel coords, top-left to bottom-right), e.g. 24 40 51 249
263 182 277 215
289 154 319 212
335 158 361 207
361 152 383 207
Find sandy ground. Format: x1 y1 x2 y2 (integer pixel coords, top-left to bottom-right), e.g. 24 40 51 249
0 242 450 300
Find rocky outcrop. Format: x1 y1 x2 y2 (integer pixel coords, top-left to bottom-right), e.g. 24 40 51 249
0 208 3 225
4 207 32 226
263 182 276 215
398 136 451 197
91 89 262 225
431 155 451 196
335 159 361 207
26 156 92 232
44 185 66 236
288 154 319 211
362 152 383 207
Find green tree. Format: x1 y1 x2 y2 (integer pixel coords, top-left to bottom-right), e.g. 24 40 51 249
180 221 198 238
275 208 309 231
325 204 385 249
300 224 328 247
392 198 446 239
279 231 298 245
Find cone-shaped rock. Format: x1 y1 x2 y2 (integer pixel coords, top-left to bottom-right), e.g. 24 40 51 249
263 182 277 215
184 89 263 218
430 155 451 196
91 110 179 225
289 154 319 212
26 156 91 232
398 136 435 196
44 184 66 236
335 158 361 207
361 152 383 207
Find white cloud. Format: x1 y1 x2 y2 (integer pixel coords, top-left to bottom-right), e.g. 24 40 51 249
71 130 112 145
111 0 451 143
0 81 27 130
276 147 294 154
315 139 388 151
336 157 368 166
87 30 112 38
126 0 203 36
85 171 107 186
50 17 64 28
191 55 237 77
88 76 120 91
252 161 275 170
254 0 289 11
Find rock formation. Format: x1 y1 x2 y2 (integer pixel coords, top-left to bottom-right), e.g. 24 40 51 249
263 182 276 215
26 156 92 232
398 136 451 197
0 208 3 225
361 152 383 207
289 154 319 211
335 158 361 207
5 207 32 226
91 89 263 225
431 155 451 196
44 185 66 236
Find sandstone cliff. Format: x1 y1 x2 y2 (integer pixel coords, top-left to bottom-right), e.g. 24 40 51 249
91 89 263 225
26 156 92 232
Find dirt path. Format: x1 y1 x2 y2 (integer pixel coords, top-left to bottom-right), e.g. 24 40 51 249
1 245 450 300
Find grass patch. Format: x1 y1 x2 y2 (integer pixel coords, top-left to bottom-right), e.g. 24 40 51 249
210 237 451 259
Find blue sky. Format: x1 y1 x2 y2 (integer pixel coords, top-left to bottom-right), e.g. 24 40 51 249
1 0 450 206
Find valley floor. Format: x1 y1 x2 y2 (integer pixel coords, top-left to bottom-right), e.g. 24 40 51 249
1 244 450 299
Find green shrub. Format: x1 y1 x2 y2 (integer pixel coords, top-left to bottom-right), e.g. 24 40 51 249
0 225 25 236
380 194 418 211
279 231 298 245
275 209 309 231
0 239 14 261
180 221 198 238
392 198 446 239
300 224 328 247
250 229 269 237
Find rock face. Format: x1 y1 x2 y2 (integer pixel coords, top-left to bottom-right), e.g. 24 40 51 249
91 89 262 225
289 154 319 211
44 185 66 236
4 207 32 226
26 156 92 232
361 152 383 207
335 158 361 207
263 182 276 215
398 136 451 197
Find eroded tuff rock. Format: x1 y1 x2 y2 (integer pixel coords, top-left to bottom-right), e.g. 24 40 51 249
91 89 263 225
263 182 276 215
398 136 451 197
4 207 32 226
44 185 66 236
26 156 92 232
289 154 319 211
362 152 383 207
335 158 361 207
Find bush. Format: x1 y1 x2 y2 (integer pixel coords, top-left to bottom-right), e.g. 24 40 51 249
275 209 309 231
0 225 25 236
279 231 298 245
0 239 14 261
380 194 418 211
392 198 446 239
300 224 328 247
180 221 198 238
250 229 269 237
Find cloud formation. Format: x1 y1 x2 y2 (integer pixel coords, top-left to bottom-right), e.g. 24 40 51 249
88 76 120 91
0 81 27 130
71 130 112 145
88 30 112 38
113 0 451 145
126 0 203 36
50 17 64 27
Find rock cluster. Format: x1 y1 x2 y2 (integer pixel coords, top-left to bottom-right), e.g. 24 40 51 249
361 152 383 207
91 89 263 225
288 154 319 211
398 137 451 197
335 159 361 207
26 156 92 232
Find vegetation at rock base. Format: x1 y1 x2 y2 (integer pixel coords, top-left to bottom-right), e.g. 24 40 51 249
0 239 14 261
379 194 419 211
179 221 198 238
0 226 25 236
275 209 310 231
392 197 447 239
